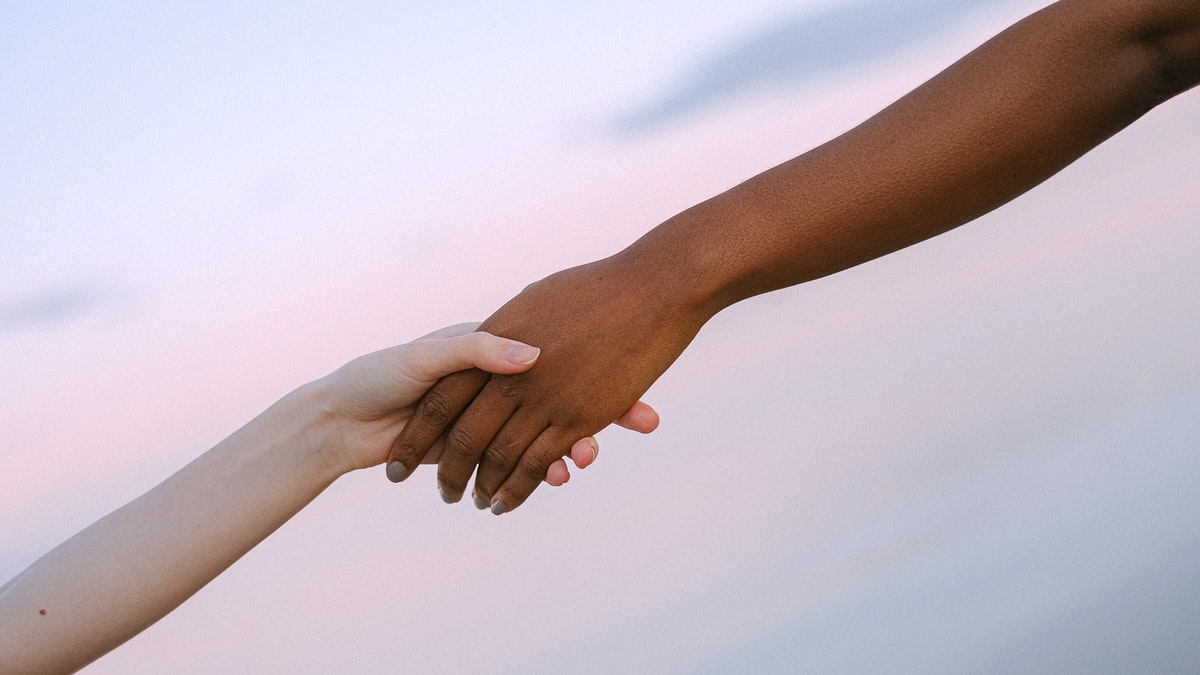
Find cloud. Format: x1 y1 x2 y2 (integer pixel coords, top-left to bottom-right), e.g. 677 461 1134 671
0 283 109 333
612 0 1014 135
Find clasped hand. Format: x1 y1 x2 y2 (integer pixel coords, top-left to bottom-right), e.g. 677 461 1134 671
385 255 707 514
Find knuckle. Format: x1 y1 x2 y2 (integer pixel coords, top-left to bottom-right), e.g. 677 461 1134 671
443 426 481 463
392 440 419 461
416 388 456 427
467 330 489 349
482 439 517 470
492 374 524 398
514 455 549 484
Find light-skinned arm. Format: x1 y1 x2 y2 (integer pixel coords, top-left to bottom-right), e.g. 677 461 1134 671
0 325 657 673
387 0 1200 514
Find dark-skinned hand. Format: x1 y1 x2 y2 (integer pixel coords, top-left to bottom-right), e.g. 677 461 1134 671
385 253 706 514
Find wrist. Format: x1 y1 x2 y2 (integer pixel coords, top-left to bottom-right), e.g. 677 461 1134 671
268 380 354 482
614 200 746 322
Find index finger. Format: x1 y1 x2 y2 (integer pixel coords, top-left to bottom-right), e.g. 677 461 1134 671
385 368 489 482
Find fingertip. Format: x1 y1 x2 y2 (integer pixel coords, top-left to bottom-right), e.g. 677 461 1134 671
570 437 599 469
472 488 489 510
638 408 661 434
544 460 570 486
503 343 540 367
617 400 661 434
386 460 408 483
466 332 540 374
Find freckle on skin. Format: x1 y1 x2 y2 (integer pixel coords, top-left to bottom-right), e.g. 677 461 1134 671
39 609 46 616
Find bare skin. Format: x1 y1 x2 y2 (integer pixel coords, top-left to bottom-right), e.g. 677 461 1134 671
388 0 1200 514
0 326 656 673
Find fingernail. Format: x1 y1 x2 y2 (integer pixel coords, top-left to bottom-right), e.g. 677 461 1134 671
472 489 488 510
504 344 540 366
386 461 408 483
439 485 457 504
490 500 508 516
589 438 599 464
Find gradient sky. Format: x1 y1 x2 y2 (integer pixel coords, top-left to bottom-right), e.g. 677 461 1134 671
4 1 1200 672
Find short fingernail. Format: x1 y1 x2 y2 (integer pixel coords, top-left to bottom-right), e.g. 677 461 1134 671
439 485 457 504
386 461 408 483
504 344 540 366
589 438 599 464
472 489 488 510
490 499 508 516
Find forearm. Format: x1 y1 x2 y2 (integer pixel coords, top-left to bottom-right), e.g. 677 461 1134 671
620 0 1200 317
377 1 1200 516
0 382 344 674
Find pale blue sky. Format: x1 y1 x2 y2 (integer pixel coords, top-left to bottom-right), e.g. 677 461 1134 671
4 2 1199 672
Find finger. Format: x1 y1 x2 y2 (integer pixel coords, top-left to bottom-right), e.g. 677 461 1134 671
569 437 599 470
471 409 550 510
489 430 572 515
416 322 481 340
386 369 488 482
401 331 540 384
418 436 446 464
543 459 571 486
435 378 522 503
614 400 660 434
472 402 649 502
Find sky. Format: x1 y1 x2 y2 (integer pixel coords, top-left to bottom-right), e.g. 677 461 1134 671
3 1 1200 672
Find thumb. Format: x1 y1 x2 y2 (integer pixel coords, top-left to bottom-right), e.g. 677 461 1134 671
402 331 540 383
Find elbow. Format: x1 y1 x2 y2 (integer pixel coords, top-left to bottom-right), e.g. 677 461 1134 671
1131 5 1200 106
1153 32 1200 102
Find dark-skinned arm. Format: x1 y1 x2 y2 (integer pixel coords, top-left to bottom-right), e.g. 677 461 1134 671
387 0 1200 514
